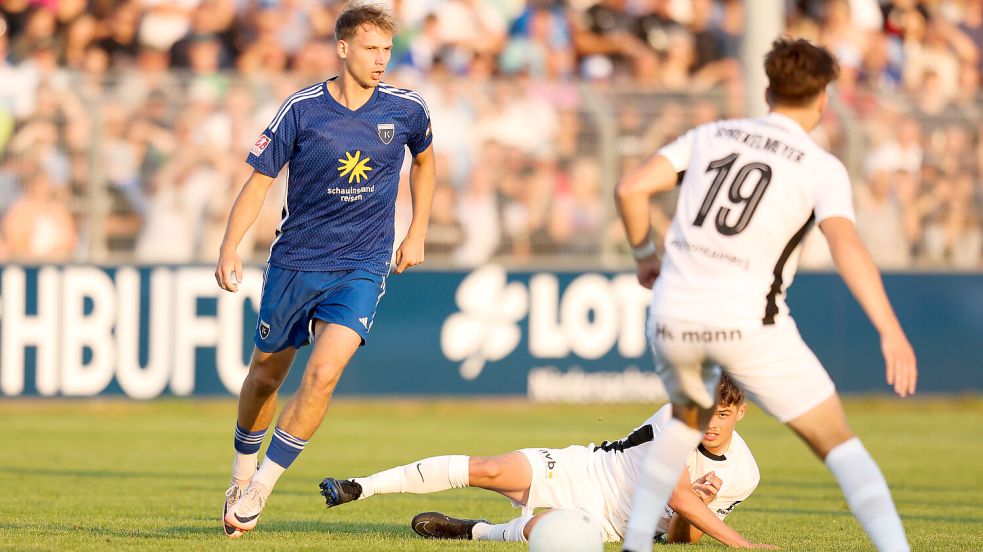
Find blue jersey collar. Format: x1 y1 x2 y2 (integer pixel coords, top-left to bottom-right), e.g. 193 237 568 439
322 76 379 115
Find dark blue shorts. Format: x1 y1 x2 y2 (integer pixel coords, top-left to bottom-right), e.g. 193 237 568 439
253 266 387 352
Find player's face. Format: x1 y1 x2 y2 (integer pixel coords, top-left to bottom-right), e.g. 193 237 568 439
701 402 745 454
338 24 393 88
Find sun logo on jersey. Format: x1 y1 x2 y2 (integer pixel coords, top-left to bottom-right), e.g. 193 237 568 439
337 150 373 184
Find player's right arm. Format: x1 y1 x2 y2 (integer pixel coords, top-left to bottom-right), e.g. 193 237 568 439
615 127 695 289
820 217 917 397
215 170 276 293
614 154 679 289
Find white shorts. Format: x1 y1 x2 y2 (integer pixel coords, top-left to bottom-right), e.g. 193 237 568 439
517 446 621 542
648 317 836 423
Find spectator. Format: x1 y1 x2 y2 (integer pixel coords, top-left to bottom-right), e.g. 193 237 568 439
98 1 141 67
1 168 77 261
0 0 978 269
573 0 649 80
548 158 604 254
855 169 911 268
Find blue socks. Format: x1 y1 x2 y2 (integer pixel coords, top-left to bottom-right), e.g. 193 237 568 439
265 427 309 469
234 425 266 454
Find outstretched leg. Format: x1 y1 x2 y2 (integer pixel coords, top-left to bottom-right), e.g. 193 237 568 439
787 395 909 552
321 451 533 507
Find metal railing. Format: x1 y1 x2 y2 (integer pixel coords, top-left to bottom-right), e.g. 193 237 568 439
1 71 980 269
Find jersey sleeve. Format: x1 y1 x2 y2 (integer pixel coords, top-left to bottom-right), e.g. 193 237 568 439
708 439 760 521
656 127 698 172
246 98 300 177
407 99 433 157
813 157 856 223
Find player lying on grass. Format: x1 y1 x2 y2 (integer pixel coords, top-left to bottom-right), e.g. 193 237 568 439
318 375 766 547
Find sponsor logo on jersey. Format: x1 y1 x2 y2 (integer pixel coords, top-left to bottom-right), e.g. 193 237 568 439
538 449 557 478
259 321 271 340
337 151 373 184
250 134 271 156
377 123 395 145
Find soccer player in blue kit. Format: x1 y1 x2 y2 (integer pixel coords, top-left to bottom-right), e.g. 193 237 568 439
214 2 435 537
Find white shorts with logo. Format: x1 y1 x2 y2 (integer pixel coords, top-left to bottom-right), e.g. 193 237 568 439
648 317 836 422
517 446 622 542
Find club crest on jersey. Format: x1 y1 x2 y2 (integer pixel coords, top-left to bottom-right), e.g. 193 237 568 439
259 321 271 340
250 134 271 156
377 123 395 145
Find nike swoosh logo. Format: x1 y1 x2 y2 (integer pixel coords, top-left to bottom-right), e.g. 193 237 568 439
415 521 432 536
416 463 425 482
235 512 260 523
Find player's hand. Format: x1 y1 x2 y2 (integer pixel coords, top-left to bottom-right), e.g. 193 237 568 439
691 471 722 504
394 232 425 274
881 330 917 398
215 247 243 293
635 254 661 289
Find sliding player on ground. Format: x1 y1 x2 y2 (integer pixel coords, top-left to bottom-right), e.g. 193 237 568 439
319 376 768 547
615 38 916 552
214 2 436 537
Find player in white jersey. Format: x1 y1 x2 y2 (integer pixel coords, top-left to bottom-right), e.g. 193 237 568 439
615 38 916 552
318 376 768 548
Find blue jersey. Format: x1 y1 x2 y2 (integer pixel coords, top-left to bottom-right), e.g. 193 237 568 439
247 78 433 275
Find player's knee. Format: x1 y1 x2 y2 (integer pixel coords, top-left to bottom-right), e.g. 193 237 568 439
249 368 286 396
303 362 344 394
468 457 504 482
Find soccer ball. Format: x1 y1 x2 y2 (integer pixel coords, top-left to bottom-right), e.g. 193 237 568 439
528 508 603 552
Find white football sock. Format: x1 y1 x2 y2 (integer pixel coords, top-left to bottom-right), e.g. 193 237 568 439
474 515 532 542
354 455 469 499
825 438 909 552
251 457 287 494
232 452 259 487
622 418 702 551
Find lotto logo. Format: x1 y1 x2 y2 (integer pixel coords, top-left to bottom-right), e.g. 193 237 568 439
250 134 271 156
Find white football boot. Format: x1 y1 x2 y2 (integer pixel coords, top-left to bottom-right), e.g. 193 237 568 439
224 482 270 534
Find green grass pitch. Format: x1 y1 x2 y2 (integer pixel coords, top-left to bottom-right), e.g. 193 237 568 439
2 397 981 551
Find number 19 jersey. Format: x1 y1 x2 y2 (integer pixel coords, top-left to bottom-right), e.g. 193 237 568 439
652 112 855 327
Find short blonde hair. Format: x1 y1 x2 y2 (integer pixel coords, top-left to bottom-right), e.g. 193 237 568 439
334 2 397 41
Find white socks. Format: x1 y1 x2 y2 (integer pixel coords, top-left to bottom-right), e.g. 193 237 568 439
622 418 702 551
232 452 258 487
473 515 532 542
825 438 909 552
354 455 470 499
251 458 287 494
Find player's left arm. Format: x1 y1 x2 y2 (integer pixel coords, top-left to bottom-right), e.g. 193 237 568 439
395 144 435 274
821 216 917 398
815 158 917 398
667 471 721 543
665 471 771 548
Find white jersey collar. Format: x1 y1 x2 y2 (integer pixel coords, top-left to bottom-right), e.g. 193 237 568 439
763 112 811 139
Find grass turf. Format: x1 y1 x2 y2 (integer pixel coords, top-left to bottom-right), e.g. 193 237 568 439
2 396 981 551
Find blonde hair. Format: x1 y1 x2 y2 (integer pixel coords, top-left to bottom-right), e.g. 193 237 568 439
334 2 397 41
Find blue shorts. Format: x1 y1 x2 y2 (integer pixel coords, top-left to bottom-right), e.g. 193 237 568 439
253 266 387 352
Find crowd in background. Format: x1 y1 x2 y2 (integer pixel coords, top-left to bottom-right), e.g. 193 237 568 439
0 0 981 268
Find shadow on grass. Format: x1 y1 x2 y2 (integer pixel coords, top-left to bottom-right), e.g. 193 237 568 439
0 520 408 541
0 466 213 481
